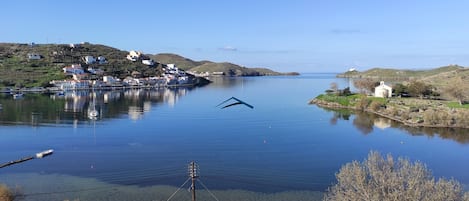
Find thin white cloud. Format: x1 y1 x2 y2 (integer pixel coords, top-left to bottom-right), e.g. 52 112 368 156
218 46 238 51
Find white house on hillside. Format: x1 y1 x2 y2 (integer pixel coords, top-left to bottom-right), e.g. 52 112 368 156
374 81 392 98
27 53 41 60
97 56 107 64
63 64 85 75
142 59 154 66
126 50 142 62
84 56 96 64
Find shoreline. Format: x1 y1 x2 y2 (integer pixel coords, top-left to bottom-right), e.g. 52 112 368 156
310 98 469 129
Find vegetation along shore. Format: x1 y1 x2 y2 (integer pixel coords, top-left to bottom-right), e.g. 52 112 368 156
310 65 469 129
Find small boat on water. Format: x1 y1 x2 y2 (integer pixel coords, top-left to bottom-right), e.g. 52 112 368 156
35 149 54 158
88 109 98 119
13 93 24 99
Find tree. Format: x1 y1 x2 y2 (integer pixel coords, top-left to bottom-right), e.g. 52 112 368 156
447 76 469 105
407 80 433 99
324 151 469 201
354 79 378 95
393 83 408 97
330 82 338 94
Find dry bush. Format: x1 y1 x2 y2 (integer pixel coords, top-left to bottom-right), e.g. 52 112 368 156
0 184 14 201
324 151 469 201
356 97 370 111
369 101 382 112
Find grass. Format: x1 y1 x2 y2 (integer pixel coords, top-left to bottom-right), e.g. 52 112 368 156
446 102 469 109
367 97 387 104
316 93 364 106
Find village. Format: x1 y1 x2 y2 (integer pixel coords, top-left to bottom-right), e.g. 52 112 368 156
49 48 200 91
0 43 213 94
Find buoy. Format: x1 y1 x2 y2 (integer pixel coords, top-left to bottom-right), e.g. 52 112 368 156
36 149 54 158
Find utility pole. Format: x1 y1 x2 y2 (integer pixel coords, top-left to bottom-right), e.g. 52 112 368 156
188 161 199 201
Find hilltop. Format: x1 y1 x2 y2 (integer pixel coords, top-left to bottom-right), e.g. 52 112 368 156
149 53 205 70
337 65 464 80
336 65 469 99
149 53 298 76
0 43 293 87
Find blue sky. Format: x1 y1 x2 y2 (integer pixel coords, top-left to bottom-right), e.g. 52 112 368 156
2 0 469 72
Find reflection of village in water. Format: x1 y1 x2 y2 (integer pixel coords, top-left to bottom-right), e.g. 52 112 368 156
325 108 469 144
0 88 189 126
58 88 188 121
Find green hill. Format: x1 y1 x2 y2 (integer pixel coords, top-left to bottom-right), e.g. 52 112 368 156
0 43 289 88
149 53 205 70
189 62 260 76
0 43 163 87
337 65 469 100
337 65 464 80
150 53 295 76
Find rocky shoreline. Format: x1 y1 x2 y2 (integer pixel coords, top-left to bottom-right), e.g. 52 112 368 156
310 97 469 129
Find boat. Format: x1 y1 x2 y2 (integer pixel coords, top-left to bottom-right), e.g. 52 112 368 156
88 109 98 119
36 149 54 158
13 93 24 99
88 91 99 119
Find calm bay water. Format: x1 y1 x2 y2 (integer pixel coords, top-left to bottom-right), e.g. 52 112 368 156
1 74 469 200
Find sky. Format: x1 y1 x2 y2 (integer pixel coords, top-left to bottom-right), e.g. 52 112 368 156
2 0 469 73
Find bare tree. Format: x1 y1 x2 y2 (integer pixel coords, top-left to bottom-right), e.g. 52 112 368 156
354 79 378 95
330 82 338 94
324 151 469 201
447 76 469 105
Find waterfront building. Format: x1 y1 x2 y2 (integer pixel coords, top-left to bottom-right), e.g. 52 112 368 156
374 81 392 98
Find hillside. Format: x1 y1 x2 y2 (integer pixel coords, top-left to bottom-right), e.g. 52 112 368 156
0 43 163 87
150 53 296 76
336 65 469 101
190 62 262 76
149 53 206 70
0 43 289 87
337 65 464 80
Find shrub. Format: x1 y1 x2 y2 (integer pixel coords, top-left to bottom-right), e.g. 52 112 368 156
0 184 14 201
324 151 469 201
356 97 370 111
369 101 383 112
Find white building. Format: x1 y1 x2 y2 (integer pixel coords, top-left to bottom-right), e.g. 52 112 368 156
27 53 41 60
97 56 107 64
374 81 392 98
142 59 154 66
63 64 85 75
166 64 175 69
87 67 104 75
50 80 90 90
103 76 118 84
84 56 96 64
126 50 142 62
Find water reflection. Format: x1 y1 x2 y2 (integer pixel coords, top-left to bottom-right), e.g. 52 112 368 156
323 108 469 144
0 88 192 126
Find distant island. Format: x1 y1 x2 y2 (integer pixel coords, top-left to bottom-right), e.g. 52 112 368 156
310 65 469 129
0 42 298 88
